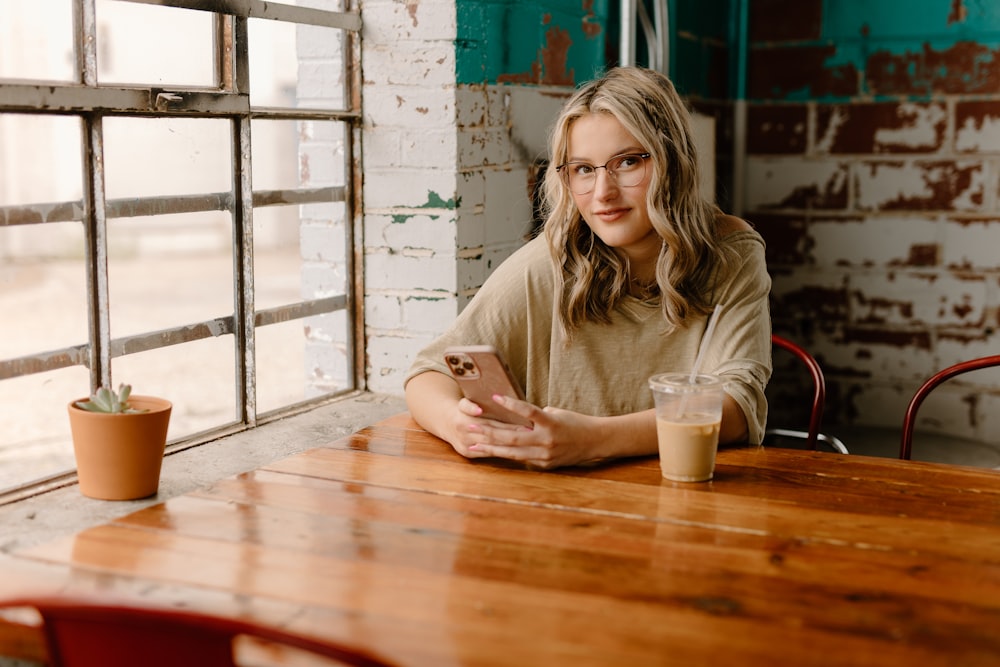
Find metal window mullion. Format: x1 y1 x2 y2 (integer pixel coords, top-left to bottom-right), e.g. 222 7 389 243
230 16 256 426
346 0 363 392
76 0 111 391
82 116 112 391
120 0 362 31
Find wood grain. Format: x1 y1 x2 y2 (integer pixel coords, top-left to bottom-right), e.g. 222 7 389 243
4 412 1000 666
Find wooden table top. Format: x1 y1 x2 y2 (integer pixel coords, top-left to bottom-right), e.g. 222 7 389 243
3 412 1000 666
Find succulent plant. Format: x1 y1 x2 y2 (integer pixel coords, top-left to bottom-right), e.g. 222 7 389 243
74 383 148 414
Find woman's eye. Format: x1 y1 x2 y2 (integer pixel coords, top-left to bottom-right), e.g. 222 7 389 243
572 164 594 176
615 156 638 170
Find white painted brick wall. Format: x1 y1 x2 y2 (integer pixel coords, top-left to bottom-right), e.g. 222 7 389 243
297 1 351 397
358 3 553 396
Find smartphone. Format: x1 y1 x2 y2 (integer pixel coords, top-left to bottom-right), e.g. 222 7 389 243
443 345 532 427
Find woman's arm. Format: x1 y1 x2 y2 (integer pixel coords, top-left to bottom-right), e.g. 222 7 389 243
404 370 531 459
463 392 748 469
408 370 747 469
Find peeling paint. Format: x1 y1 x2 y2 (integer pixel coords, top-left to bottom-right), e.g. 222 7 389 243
749 45 859 99
867 41 1000 96
816 103 946 154
497 25 574 86
857 160 984 211
581 0 602 39
894 244 939 267
419 191 459 209
955 101 1000 152
747 105 807 154
455 1 606 86
948 0 969 24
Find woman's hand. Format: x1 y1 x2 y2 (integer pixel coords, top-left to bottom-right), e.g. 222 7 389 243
404 371 534 459
464 395 659 469
405 371 662 469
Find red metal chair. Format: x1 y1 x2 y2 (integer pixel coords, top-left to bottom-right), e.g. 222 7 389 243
0 595 395 667
765 334 848 454
899 354 1000 460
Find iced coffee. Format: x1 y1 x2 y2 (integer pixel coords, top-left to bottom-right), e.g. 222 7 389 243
649 373 725 482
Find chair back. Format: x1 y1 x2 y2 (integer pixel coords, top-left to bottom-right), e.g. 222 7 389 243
899 354 1000 460
766 334 848 454
0 595 394 667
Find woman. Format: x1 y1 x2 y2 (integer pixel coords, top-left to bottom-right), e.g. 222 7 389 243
403 67 771 469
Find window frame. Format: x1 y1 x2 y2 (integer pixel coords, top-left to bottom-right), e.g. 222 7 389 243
0 0 364 499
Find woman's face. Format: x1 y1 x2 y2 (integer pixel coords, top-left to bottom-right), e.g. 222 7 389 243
565 113 660 268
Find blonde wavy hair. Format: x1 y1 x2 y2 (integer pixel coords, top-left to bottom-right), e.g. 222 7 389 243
543 66 735 334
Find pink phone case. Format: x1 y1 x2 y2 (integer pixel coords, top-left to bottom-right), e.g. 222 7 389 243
444 345 532 427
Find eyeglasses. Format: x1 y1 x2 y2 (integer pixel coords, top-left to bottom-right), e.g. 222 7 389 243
555 153 651 195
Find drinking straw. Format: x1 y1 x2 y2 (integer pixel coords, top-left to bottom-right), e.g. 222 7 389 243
689 304 723 383
677 304 723 418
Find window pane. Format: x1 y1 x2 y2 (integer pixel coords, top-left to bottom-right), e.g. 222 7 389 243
96 0 215 87
251 119 303 192
304 309 351 396
112 338 237 440
0 367 90 493
103 117 231 199
0 224 88 358
107 213 234 338
256 320 307 414
254 206 302 310
0 0 76 82
0 115 82 206
249 18 298 108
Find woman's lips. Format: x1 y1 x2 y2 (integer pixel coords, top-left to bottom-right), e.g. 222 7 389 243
594 207 629 222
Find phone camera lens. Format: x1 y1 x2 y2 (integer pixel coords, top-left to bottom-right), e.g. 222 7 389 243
446 356 459 366
462 361 474 370
454 367 465 375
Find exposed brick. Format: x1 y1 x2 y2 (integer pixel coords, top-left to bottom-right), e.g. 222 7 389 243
816 102 946 154
866 41 1000 96
746 105 808 155
955 100 1000 153
748 45 859 100
809 215 936 269
850 270 988 329
942 216 1000 270
769 273 851 336
745 158 849 210
748 213 811 265
855 160 986 211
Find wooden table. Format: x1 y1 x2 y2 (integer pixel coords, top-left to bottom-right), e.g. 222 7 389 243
3 412 1000 666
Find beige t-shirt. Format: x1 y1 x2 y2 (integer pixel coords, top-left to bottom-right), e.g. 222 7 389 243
404 230 772 444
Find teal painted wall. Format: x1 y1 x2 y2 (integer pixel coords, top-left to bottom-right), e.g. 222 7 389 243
749 0 1000 101
456 0 610 86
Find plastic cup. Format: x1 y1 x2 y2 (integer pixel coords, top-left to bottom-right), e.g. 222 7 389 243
649 373 725 482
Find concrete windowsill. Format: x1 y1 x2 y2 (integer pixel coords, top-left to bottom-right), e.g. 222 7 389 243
0 392 408 555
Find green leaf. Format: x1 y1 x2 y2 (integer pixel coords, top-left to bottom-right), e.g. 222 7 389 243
92 387 114 412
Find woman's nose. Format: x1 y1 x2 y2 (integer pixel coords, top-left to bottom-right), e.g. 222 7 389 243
591 168 619 198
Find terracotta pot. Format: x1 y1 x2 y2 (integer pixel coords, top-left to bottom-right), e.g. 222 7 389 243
67 395 172 500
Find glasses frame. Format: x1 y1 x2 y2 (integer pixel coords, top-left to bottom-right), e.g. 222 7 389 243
555 152 651 195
